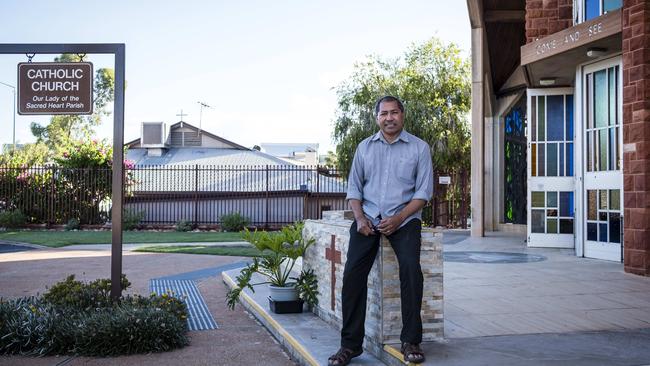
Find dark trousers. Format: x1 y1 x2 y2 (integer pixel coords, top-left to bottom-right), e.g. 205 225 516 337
340 218 423 351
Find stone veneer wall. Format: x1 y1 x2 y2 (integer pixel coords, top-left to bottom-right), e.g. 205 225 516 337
526 0 574 43
622 0 650 276
302 211 443 357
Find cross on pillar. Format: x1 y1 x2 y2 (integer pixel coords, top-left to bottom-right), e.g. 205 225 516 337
325 234 342 311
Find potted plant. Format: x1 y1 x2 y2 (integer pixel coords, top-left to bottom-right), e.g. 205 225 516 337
226 222 319 313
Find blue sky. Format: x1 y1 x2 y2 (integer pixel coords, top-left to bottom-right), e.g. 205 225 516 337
0 0 470 153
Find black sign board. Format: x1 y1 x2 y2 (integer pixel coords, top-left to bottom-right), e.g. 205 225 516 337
17 62 93 115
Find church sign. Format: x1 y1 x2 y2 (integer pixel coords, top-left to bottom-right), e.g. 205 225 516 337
17 62 93 115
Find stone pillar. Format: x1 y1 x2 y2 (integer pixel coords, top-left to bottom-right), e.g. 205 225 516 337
302 211 444 357
622 0 650 276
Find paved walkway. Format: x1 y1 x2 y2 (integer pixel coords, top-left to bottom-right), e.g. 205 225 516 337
0 243 295 366
2 231 650 365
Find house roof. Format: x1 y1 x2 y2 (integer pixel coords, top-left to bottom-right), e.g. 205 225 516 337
260 142 319 157
126 121 249 150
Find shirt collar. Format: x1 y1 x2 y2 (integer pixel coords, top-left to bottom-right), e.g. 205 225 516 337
371 130 410 144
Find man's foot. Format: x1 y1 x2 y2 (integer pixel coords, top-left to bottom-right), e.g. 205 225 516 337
401 342 425 363
327 347 362 366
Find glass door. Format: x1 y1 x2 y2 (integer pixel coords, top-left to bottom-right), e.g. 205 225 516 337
527 88 576 248
582 57 623 262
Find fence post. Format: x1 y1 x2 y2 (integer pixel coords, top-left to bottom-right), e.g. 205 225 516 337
265 165 269 229
194 164 199 228
315 165 320 219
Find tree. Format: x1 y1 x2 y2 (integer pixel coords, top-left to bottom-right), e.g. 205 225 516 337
26 54 115 159
332 37 471 179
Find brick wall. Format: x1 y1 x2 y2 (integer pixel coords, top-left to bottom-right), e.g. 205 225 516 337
622 0 650 276
526 0 574 42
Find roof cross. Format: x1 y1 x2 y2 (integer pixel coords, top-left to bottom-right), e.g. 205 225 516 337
176 109 188 122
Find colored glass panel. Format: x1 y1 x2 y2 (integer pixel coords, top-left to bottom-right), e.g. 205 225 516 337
532 191 545 207
588 190 597 220
610 189 620 210
609 213 621 243
566 95 573 140
539 143 546 176
547 143 558 176
586 74 593 129
547 219 558 233
504 95 527 225
538 96 546 141
599 129 608 171
600 212 608 221
586 131 592 172
587 222 597 241
558 143 565 177
567 143 574 176
531 143 537 176
547 209 558 217
609 128 617 171
615 128 620 170
560 192 573 217
547 191 558 208
547 95 564 141
599 223 608 242
603 0 621 13
609 67 617 126
585 0 600 20
532 210 545 233
594 70 607 128
593 131 598 171
531 97 537 141
560 219 573 234
599 190 607 210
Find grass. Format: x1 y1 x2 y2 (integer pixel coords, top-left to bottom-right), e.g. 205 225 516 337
134 245 266 257
0 230 244 248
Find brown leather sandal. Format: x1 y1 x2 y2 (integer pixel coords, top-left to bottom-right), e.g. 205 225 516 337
327 347 363 366
401 342 425 363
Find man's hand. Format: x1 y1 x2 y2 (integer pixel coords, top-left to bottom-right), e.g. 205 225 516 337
356 217 376 236
377 215 403 236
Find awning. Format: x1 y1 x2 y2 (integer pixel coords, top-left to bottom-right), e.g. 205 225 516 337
520 9 622 87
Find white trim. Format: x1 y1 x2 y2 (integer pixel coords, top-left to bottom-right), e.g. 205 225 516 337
579 55 623 262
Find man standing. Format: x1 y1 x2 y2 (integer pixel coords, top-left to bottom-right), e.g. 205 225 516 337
328 96 433 365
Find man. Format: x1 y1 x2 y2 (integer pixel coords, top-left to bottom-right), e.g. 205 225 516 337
328 95 433 365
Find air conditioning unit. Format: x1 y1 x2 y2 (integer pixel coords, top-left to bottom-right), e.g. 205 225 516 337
141 122 167 147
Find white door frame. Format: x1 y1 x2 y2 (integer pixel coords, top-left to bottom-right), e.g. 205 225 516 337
527 87 575 248
576 55 623 261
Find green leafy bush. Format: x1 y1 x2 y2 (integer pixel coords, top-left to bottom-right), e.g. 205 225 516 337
294 269 319 308
0 275 188 357
220 212 250 232
0 210 27 229
123 209 146 231
175 219 193 232
64 218 81 231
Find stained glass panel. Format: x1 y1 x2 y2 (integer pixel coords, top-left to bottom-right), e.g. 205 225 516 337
566 95 573 139
547 95 564 141
532 143 537 176
610 189 620 210
547 219 558 233
532 192 545 207
560 192 574 217
609 128 617 171
599 223 608 242
504 95 527 224
539 143 546 176
560 219 573 234
532 210 545 233
609 67 617 126
567 143 574 176
531 97 537 141
595 70 607 128
587 222 597 241
599 129 608 171
588 190 597 220
599 190 607 210
609 213 621 243
559 143 565 176
547 143 558 176
538 96 546 141
547 191 557 208
585 0 600 20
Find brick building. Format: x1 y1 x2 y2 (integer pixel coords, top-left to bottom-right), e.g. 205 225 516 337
467 0 649 275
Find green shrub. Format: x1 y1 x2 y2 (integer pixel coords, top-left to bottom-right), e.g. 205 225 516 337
73 303 188 356
64 218 81 231
123 209 145 231
0 275 189 357
175 219 193 232
220 212 250 232
0 210 27 229
42 274 131 310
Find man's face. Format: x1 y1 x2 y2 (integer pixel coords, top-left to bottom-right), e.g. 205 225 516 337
376 100 404 137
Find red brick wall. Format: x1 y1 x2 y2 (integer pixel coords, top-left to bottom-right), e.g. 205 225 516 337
526 0 574 43
622 0 650 276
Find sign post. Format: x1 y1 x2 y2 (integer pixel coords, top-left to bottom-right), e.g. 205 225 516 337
0 44 125 299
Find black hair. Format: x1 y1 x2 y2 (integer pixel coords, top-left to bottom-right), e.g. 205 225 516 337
374 95 404 115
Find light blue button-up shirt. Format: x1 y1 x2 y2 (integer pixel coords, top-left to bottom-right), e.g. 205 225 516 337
345 129 434 228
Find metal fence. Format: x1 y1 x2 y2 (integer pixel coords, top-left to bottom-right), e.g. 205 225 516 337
0 165 468 229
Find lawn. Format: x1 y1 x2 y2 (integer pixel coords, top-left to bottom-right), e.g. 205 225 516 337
134 245 264 257
0 230 244 248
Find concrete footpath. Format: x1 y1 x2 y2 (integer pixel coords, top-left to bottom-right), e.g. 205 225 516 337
2 232 650 365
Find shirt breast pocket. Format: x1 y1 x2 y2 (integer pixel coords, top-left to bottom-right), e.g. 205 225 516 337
396 157 416 184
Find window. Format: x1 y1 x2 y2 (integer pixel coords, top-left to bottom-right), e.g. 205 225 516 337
504 95 527 224
530 95 574 178
531 191 574 234
579 0 622 22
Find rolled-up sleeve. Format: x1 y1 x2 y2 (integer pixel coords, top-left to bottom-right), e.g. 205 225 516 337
345 147 364 201
412 143 433 201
